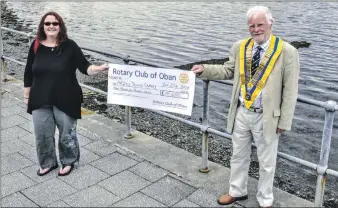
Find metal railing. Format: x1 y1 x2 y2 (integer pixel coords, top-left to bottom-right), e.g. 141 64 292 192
1 27 337 207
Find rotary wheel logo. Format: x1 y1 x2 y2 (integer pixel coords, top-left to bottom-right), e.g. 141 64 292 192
179 73 189 84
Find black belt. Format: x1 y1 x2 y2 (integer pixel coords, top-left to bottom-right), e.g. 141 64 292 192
239 103 263 113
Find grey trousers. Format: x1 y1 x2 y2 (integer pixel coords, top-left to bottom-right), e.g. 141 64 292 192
32 105 80 169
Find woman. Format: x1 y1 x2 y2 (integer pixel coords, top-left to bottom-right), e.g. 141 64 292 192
24 11 108 176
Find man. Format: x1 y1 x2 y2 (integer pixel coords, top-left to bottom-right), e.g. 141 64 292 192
191 6 300 207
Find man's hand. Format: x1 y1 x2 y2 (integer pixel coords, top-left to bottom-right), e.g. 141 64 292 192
191 64 204 75
276 128 285 134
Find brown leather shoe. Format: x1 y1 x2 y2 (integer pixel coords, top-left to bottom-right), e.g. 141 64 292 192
217 194 248 205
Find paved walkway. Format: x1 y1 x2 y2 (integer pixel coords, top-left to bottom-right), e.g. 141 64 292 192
1 75 314 207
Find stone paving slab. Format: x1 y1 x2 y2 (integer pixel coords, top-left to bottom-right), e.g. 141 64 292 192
141 176 197 206
83 139 118 157
173 199 201 207
115 145 145 162
1 171 36 197
59 164 110 190
78 147 101 166
77 114 125 143
16 101 29 109
46 200 70 207
18 145 38 163
98 170 151 198
18 133 36 147
12 90 24 100
1 192 39 207
1 138 32 157
272 185 316 207
201 173 231 196
21 178 77 207
187 188 234 207
1 114 28 129
63 185 120 207
235 178 263 207
90 152 139 175
1 125 30 142
129 161 169 182
2 81 23 92
1 104 26 117
115 130 228 188
1 96 22 108
78 133 94 146
18 121 34 133
20 164 59 183
77 125 102 141
1 153 34 175
19 111 33 121
112 192 166 207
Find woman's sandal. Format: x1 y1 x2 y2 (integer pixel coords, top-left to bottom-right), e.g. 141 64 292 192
37 164 58 176
58 164 74 176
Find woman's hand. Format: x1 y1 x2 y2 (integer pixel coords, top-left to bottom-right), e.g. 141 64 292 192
87 63 109 75
24 87 31 105
24 97 29 105
100 63 109 73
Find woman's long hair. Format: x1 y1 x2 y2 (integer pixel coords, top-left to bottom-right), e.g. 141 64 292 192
36 11 68 45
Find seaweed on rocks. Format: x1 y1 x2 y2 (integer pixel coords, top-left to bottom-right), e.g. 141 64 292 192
174 57 229 71
290 40 311 49
174 40 311 70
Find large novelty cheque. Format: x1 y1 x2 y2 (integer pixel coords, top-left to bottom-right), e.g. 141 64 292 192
107 64 196 116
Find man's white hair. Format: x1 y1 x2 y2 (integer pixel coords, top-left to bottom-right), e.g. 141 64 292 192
246 6 274 25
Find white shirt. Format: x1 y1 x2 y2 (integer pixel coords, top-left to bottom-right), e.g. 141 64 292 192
239 36 271 108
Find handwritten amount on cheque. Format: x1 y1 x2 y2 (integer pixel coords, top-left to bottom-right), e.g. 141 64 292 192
111 79 189 90
111 80 190 99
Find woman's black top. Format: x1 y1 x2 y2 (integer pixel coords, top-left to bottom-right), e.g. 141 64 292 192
24 38 91 119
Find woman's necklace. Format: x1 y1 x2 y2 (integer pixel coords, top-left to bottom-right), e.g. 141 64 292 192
51 43 57 51
45 41 57 51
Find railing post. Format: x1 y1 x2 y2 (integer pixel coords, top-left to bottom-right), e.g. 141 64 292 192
27 32 32 46
0 25 8 82
1 56 6 82
314 100 336 207
123 56 134 139
199 80 210 173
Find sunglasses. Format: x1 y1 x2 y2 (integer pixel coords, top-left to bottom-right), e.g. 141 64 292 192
44 22 59 26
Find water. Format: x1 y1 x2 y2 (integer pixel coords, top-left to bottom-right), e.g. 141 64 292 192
2 1 338 204
5 2 338 97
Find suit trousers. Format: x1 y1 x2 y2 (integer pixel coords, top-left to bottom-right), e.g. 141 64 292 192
229 105 279 207
32 105 79 169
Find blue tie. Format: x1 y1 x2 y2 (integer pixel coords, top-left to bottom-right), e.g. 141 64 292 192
251 46 263 76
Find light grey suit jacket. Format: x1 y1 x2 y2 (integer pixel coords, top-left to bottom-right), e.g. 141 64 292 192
199 38 300 143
